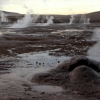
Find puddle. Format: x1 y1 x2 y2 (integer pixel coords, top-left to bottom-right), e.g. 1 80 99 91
87 56 100 62
32 85 63 93
52 29 84 34
0 51 69 96
23 32 48 36
0 51 70 83
29 23 53 26
16 51 70 68
0 32 2 35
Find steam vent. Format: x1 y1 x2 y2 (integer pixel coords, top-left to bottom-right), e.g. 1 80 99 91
32 55 100 98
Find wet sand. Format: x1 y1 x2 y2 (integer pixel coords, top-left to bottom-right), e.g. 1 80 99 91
0 23 100 100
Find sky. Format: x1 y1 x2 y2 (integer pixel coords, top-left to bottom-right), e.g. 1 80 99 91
0 0 100 15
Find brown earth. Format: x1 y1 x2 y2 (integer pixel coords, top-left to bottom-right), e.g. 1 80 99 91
32 55 100 99
0 25 96 57
0 23 99 100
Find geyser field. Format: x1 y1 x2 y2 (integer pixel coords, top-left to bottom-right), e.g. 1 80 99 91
0 11 100 100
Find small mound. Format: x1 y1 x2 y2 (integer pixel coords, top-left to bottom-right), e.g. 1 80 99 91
70 65 100 94
55 55 100 72
31 55 100 97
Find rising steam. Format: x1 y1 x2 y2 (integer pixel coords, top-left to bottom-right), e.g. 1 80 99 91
10 4 40 29
69 14 90 25
69 15 75 25
80 15 90 24
88 28 100 56
42 16 54 26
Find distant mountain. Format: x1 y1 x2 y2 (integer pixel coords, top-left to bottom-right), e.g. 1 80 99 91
2 11 19 14
86 11 100 22
52 11 100 23
0 10 24 22
0 10 22 17
0 10 100 23
38 11 100 23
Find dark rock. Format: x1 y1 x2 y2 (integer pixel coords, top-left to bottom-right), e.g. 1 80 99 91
58 61 60 63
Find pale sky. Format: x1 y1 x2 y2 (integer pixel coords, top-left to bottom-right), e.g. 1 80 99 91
0 0 100 15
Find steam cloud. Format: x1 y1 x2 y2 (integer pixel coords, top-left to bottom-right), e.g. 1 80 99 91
88 28 100 56
69 15 75 24
10 9 40 28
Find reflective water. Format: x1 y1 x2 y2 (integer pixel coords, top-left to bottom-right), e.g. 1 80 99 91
32 85 63 93
0 51 69 95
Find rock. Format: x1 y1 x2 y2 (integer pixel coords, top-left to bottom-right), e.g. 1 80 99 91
58 61 60 63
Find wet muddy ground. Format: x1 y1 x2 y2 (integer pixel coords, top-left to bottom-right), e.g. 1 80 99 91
0 23 100 100
0 24 96 57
